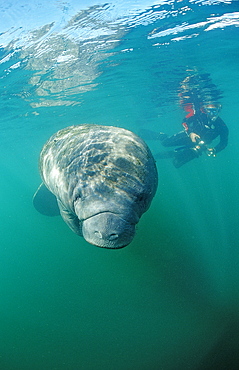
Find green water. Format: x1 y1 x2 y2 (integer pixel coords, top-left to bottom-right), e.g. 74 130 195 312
1 1 239 369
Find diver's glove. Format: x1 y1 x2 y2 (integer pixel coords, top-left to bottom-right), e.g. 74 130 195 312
207 147 216 157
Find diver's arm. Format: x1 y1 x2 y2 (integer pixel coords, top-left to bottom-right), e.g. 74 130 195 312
182 116 200 142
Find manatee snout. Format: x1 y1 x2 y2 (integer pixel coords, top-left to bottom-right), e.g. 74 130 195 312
82 213 135 249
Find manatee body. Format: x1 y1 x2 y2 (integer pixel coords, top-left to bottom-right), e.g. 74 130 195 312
39 124 158 248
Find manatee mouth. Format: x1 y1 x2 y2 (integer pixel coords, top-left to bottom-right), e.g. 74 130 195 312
82 212 135 249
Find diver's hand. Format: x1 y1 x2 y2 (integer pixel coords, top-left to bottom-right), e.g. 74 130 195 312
207 148 216 157
189 133 200 143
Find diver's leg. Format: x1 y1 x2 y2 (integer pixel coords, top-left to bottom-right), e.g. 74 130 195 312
161 131 191 147
154 132 190 161
173 146 202 168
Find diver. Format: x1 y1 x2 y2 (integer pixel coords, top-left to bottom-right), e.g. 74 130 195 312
140 102 229 168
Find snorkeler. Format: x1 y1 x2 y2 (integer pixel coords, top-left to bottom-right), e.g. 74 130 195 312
154 102 229 167
140 70 229 167
140 101 228 168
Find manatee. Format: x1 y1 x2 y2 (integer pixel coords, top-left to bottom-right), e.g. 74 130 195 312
34 124 158 248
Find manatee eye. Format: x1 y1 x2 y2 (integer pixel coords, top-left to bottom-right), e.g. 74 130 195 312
137 193 146 202
74 192 82 202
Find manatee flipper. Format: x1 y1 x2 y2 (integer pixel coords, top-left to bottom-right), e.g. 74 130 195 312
57 199 83 236
33 183 60 216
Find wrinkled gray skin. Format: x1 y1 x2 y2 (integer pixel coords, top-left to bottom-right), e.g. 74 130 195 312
39 124 158 248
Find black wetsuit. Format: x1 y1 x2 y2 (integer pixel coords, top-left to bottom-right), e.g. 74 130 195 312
160 112 229 167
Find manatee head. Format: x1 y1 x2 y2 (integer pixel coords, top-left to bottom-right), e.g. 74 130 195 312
70 148 157 248
74 190 140 249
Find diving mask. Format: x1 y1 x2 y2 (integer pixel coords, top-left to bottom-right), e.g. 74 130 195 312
204 104 221 121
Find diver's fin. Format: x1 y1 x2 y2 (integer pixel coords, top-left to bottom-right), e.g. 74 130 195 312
173 147 199 168
33 183 60 216
138 129 167 141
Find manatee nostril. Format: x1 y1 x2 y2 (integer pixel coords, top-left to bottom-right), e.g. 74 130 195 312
109 233 118 241
94 231 103 239
94 230 118 241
